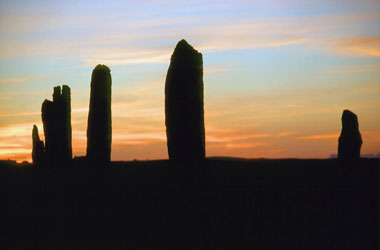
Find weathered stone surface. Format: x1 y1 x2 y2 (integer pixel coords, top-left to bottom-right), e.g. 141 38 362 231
338 110 362 161
86 64 112 163
41 85 72 166
165 39 205 162
32 125 45 165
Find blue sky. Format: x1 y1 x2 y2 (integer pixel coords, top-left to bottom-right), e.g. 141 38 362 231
0 0 379 161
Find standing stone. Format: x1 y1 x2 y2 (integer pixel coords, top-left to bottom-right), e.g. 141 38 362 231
338 110 362 161
32 125 45 165
86 64 112 164
41 99 54 164
61 85 72 160
165 39 205 162
41 85 72 166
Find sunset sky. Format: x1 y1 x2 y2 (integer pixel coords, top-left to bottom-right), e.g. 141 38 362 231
0 0 379 162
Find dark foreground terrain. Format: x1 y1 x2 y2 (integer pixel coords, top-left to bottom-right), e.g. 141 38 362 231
1 158 379 250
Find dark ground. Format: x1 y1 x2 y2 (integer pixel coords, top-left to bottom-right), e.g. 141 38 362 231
1 158 379 250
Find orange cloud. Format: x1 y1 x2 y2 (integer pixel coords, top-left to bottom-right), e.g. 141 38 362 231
0 111 40 118
206 133 269 143
276 131 296 137
113 132 166 142
225 142 268 149
0 123 38 138
331 37 380 57
362 130 380 142
297 133 339 140
0 123 41 162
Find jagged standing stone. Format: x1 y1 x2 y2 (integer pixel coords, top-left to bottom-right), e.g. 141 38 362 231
41 85 72 166
338 110 362 163
165 39 205 162
32 125 45 165
86 65 112 164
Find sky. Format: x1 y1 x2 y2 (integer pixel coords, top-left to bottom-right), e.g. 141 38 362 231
0 0 379 162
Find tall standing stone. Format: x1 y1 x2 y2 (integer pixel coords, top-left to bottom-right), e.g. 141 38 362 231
41 85 72 166
165 39 205 162
32 125 45 165
61 85 72 160
338 109 362 162
86 64 112 164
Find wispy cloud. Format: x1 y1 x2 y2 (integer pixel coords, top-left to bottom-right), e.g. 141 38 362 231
326 63 380 74
113 132 166 142
113 105 163 119
0 111 40 118
297 133 339 140
72 107 89 114
225 142 268 149
1 0 380 67
206 133 269 143
329 37 380 57
204 65 239 74
0 123 40 162
276 131 296 137
1 6 310 62
0 123 39 138
83 51 171 66
0 75 45 84
362 130 380 142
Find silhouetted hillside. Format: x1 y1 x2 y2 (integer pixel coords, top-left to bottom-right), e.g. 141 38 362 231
1 158 378 250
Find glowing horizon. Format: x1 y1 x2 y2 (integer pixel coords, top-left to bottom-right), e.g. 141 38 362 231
1 0 379 162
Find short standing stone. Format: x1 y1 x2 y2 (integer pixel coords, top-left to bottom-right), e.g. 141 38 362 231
32 125 45 165
338 110 362 161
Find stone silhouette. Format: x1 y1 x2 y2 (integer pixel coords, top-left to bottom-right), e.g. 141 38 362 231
338 109 362 161
41 85 72 166
165 39 205 162
32 125 45 165
86 64 112 164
